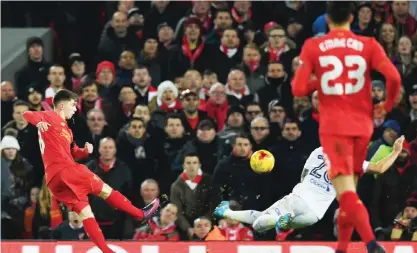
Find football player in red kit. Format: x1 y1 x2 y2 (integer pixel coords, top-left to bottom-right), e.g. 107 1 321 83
291 2 401 253
23 89 160 253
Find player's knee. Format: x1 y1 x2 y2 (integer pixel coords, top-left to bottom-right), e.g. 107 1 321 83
252 216 268 232
73 202 94 220
331 174 356 195
98 183 112 199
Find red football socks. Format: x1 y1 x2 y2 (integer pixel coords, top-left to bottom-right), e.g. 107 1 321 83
105 190 144 220
83 217 114 253
336 211 354 252
339 191 375 244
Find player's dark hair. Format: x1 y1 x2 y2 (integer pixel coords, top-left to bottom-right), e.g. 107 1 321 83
52 89 78 107
13 100 30 108
326 1 354 25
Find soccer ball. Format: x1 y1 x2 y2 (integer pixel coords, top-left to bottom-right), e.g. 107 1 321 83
250 150 275 173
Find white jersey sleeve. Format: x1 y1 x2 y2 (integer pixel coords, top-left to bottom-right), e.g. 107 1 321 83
362 161 370 173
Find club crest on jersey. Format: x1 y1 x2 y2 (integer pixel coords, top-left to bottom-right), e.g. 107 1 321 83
60 122 66 126
298 59 304 66
60 128 71 142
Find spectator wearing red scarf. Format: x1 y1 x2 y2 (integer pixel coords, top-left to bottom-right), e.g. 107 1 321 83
231 1 252 27
225 69 254 108
206 83 229 131
168 17 214 79
214 28 243 83
104 86 138 132
174 1 213 41
260 25 297 75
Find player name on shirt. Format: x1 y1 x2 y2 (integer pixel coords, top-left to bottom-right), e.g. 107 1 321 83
319 38 364 52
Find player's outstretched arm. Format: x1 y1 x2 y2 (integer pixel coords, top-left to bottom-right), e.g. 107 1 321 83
366 136 405 174
23 111 44 126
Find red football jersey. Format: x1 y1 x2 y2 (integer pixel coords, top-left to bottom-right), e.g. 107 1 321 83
219 223 254 241
23 111 89 181
292 29 401 136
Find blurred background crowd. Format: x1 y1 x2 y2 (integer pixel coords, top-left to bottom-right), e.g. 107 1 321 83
1 0 417 242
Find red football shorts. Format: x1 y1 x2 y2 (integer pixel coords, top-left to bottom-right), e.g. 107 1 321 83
320 134 371 180
47 163 104 211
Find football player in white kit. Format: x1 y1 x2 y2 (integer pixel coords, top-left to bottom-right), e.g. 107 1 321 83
214 136 405 235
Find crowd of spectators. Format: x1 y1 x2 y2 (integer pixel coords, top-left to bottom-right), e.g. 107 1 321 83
1 0 417 242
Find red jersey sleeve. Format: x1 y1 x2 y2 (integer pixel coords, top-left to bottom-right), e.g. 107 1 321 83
370 38 401 112
70 142 89 160
292 39 316 97
23 111 45 126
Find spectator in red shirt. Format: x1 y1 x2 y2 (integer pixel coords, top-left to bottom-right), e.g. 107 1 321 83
179 89 209 138
133 203 179 241
218 200 254 241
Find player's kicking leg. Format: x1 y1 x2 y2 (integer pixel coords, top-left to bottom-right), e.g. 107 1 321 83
97 183 160 220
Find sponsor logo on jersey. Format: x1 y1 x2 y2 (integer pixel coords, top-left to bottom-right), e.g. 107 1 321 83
309 178 331 192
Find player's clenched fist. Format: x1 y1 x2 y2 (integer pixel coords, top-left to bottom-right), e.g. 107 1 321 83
84 142 93 153
36 122 51 132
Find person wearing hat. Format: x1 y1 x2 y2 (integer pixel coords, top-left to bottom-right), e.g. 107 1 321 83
136 37 167 86
157 22 174 48
351 3 377 37
179 89 209 138
95 61 116 99
391 193 417 241
16 36 51 98
127 7 145 39
174 1 213 42
217 105 245 156
148 80 182 129
27 84 44 112
167 17 213 79
372 80 386 104
1 135 33 208
173 118 222 175
68 53 87 94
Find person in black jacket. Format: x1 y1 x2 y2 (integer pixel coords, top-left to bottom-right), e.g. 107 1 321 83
86 137 132 239
255 62 293 117
167 17 214 79
96 11 142 65
211 133 273 212
51 211 87 240
15 37 51 98
178 89 209 138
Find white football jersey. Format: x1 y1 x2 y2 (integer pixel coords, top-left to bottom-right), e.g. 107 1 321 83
292 147 369 219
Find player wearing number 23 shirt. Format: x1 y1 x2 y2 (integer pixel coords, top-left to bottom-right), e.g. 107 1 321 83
292 28 401 179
